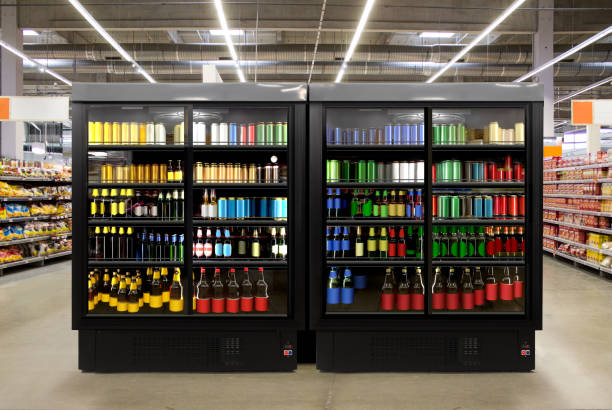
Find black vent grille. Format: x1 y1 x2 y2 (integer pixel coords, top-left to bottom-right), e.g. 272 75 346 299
459 336 481 368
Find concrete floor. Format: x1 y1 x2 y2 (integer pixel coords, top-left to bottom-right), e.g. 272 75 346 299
1 257 612 410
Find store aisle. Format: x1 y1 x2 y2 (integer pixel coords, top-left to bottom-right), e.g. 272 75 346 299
0 258 611 410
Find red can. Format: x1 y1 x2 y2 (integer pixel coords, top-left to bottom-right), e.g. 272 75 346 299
432 195 438 217
505 167 513 181
487 162 497 181
247 123 256 145
508 195 519 216
432 164 437 183
495 168 504 180
519 195 525 216
239 124 248 145
513 162 523 181
499 195 507 216
504 155 512 170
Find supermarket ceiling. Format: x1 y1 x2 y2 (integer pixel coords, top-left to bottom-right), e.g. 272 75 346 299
12 0 612 116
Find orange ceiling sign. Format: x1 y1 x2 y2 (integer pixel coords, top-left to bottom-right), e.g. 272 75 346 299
572 101 593 125
0 98 10 120
571 99 612 125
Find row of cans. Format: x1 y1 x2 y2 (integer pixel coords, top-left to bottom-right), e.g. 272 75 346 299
432 194 525 219
432 124 467 145
193 162 284 183
217 197 287 220
432 159 524 182
326 124 425 145
326 160 425 183
193 122 288 146
88 121 171 145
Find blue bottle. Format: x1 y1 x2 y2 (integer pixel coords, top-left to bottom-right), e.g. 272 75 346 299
222 229 232 257
327 267 340 304
214 228 223 257
341 268 354 304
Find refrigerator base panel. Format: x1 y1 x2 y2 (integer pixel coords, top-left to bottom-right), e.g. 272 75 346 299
79 329 297 372
316 329 534 372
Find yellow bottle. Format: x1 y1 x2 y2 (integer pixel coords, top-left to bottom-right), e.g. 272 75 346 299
127 281 139 313
169 268 184 313
161 267 170 303
143 267 152 304
118 189 126 216
101 272 110 303
116 278 128 312
136 275 144 307
110 189 118 217
90 189 99 217
149 269 163 308
108 276 119 307
88 280 95 311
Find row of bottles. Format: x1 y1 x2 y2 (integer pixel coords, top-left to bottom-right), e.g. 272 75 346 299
90 189 184 220
199 190 287 220
193 227 287 259
432 225 525 259
88 227 184 261
326 226 423 259
194 267 269 313
327 188 423 219
431 266 524 311
88 267 183 313
98 160 184 184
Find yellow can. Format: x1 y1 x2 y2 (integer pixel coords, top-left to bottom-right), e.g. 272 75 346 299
121 122 130 145
248 164 257 183
103 122 112 145
130 122 139 145
241 164 248 183
94 122 103 144
233 163 240 183
139 123 146 145
88 122 95 144
218 163 226 183
137 164 145 183
151 163 160 183
159 163 167 183
203 163 211 182
195 162 204 183
144 164 151 183
112 122 121 144
129 164 138 183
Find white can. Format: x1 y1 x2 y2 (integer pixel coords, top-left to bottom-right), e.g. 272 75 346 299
211 123 219 145
219 122 229 145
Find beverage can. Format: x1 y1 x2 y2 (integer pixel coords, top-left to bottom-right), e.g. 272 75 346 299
473 196 483 217
452 160 461 182
463 161 473 182
432 124 441 145
393 125 401 145
508 195 519 217
450 196 461 219
275 122 283 145
357 160 367 183
410 124 418 145
341 160 351 182
227 197 236 219
513 162 523 181
256 122 265 145
218 197 227 219
236 197 245 219
259 197 268 218
519 195 525 216
266 123 274 145
401 125 410 144
449 124 457 144
367 160 376 182
484 196 493 218
438 195 450 218
432 194 438 217
248 123 256 145
368 128 377 145
384 125 393 145
440 124 449 145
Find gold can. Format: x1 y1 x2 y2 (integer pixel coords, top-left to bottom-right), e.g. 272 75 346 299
101 164 108 183
115 165 125 183
112 122 121 144
139 123 146 145
203 163 211 182
151 163 160 183
248 164 257 183
129 164 138 183
144 164 152 183
241 164 248 182
103 122 112 145
233 163 241 183
137 164 145 183
212 163 221 183
159 163 167 183
195 162 204 183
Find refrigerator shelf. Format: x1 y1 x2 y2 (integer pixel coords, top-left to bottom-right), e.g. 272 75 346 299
432 144 525 152
88 218 185 226
326 144 425 152
192 219 287 226
326 182 424 188
432 259 525 266
432 218 525 225
193 144 287 151
326 259 423 266
432 182 525 188
88 144 185 151
193 182 287 189
326 218 423 226
192 259 288 267
88 182 184 188
87 260 184 267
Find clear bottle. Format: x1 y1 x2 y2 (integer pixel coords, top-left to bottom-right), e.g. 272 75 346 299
226 268 240 313
196 268 211 314
354 226 364 258
380 267 395 311
500 266 513 301
270 227 279 258
279 227 288 259
251 228 261 258
240 268 253 312
341 268 354 305
411 267 425 311
432 267 446 310
211 268 225 313
254 267 269 312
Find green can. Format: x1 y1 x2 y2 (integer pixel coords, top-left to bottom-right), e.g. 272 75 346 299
435 162 442 182
438 195 450 218
450 196 460 218
440 124 449 145
282 122 288 145
256 122 265 145
357 160 367 183
274 122 283 144
326 160 331 182
329 159 339 182
458 124 467 144
367 160 376 182
341 160 351 182
439 160 449 181
449 124 457 144
265 122 274 145
432 124 441 145
452 160 462 181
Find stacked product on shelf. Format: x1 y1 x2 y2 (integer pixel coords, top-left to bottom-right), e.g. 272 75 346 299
543 151 612 273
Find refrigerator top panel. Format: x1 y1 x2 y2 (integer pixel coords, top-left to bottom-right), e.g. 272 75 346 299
309 83 544 102
72 83 308 103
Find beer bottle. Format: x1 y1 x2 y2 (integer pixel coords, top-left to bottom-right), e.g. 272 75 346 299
195 227 204 258
101 189 110 218
331 226 341 259
380 267 395 311
169 268 184 313
279 227 288 259
196 268 211 313
90 189 100 218
209 189 218 219
326 227 333 258
410 267 425 311
485 267 498 302
212 268 225 313
388 190 397 217
127 281 139 313
161 267 170 303
251 228 261 258
334 188 341 218
432 267 446 310
373 190 381 217
388 228 397 257
136 273 144 307
341 268 354 305
378 227 388 258
222 229 232 258
416 226 424 259
380 190 389 218
175 160 183 182
237 228 247 257
201 189 209 218
513 267 524 299
499 266 513 301
88 280 95 311
354 226 364 257
396 190 406 217
350 189 359 217
397 227 407 258
109 275 119 307
116 277 128 312
94 226 103 259
192 271 196 311
126 227 134 259
110 189 119 218
172 189 180 220
167 160 174 181
100 272 111 303
396 267 410 311
118 189 127 217
240 268 253 312
213 228 222 258
367 227 378 258
226 268 240 313
125 189 134 217
446 268 459 310
164 191 172 220
362 189 373 217
327 267 340 304
270 227 279 258
473 266 485 307
149 268 163 308
204 228 213 258
254 267 269 312
461 268 475 310
405 226 416 258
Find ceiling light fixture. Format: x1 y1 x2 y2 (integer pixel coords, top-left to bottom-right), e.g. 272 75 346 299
68 0 156 83
426 0 527 83
554 76 612 104
22 29 39 36
210 29 244 36
213 0 246 82
515 25 612 82
419 32 455 38
0 39 72 86
334 0 376 83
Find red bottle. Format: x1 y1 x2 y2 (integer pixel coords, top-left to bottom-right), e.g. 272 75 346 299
396 267 411 311
388 228 397 257
397 228 407 258
240 267 254 312
473 267 485 306
211 268 225 313
380 267 395 311
254 267 269 312
196 267 211 313
410 267 425 311
226 268 240 313
460 267 475 310
445 268 460 310
513 267 524 299
485 267 498 301
431 267 446 310
500 267 513 301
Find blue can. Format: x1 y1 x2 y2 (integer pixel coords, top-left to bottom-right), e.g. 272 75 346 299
227 198 236 219
218 197 227 219
343 129 349 144
484 196 494 218
473 196 483 217
473 162 484 181
418 123 425 144
393 125 401 145
236 198 245 219
410 124 418 144
260 198 269 217
360 129 367 145
354 274 367 290
244 198 251 218
281 198 288 219
229 123 237 145
327 268 340 304
401 125 410 145
341 268 354 304
352 128 360 145
384 124 393 145
334 127 342 145
368 128 377 145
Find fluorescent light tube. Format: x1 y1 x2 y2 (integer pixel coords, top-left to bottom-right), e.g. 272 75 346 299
213 0 246 82
334 0 376 83
22 30 39 36
554 76 612 104
0 39 72 86
515 26 612 82
420 32 455 38
68 0 156 83
426 0 527 83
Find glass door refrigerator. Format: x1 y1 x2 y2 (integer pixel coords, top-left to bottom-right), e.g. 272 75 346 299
72 83 306 372
309 83 543 371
